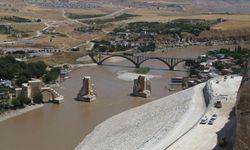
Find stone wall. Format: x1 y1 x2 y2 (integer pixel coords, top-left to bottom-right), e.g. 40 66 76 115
234 60 250 150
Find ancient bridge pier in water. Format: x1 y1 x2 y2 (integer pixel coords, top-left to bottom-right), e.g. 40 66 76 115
89 52 196 70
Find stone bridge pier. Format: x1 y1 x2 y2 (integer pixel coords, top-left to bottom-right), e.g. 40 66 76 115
77 76 96 102
132 75 151 98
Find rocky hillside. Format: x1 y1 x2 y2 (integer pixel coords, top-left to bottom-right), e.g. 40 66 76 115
234 59 250 150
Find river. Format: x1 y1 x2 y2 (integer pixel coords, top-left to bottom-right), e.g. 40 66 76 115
0 46 214 150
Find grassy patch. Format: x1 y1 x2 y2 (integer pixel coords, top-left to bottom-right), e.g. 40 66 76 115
0 16 32 23
66 13 106 19
82 13 140 25
133 67 150 74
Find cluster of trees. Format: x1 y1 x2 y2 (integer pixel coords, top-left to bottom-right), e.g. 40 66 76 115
75 25 102 33
92 40 130 52
11 94 43 109
134 67 150 74
67 13 105 19
92 40 155 53
139 42 156 52
218 47 250 61
114 19 214 36
43 67 61 84
82 13 139 25
0 16 32 23
0 56 60 86
0 56 47 86
0 24 30 37
11 95 31 108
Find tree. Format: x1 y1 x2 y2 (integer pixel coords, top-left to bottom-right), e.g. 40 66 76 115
43 67 61 83
214 62 224 71
11 97 24 108
27 61 47 78
18 95 31 105
16 76 29 87
33 94 43 104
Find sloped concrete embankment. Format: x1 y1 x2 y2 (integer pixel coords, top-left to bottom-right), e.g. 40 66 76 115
75 81 210 150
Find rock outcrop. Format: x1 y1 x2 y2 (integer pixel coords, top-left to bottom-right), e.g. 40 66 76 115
234 60 250 150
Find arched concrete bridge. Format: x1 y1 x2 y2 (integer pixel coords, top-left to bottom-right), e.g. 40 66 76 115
89 52 196 70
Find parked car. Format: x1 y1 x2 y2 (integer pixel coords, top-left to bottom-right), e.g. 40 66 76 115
208 119 214 125
200 116 208 124
215 101 222 108
211 114 217 120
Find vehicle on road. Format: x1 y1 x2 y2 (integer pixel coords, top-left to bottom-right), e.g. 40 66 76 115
211 114 217 120
200 116 208 124
215 101 222 108
208 119 214 125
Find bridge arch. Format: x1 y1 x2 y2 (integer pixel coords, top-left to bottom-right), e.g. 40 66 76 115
40 89 55 102
98 54 138 67
172 59 187 68
172 59 194 69
138 57 172 70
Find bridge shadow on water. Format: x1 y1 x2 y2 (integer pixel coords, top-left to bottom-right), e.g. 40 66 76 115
102 64 189 72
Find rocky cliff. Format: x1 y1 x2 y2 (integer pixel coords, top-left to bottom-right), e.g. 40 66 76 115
234 59 250 150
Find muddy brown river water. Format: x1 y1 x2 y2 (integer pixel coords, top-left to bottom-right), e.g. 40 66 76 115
0 46 222 150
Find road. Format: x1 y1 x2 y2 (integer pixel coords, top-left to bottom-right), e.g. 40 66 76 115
167 76 242 150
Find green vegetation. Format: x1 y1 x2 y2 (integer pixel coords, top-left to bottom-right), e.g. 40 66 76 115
0 16 32 23
219 46 250 61
0 85 14 93
11 95 31 109
114 19 215 36
82 13 140 25
66 13 106 19
92 39 130 52
43 67 61 84
75 25 102 33
0 99 10 113
0 56 60 86
0 24 30 37
133 67 150 74
33 94 43 104
139 42 155 52
216 47 250 73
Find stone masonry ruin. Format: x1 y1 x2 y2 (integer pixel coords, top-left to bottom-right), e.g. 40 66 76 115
132 75 151 98
77 76 96 102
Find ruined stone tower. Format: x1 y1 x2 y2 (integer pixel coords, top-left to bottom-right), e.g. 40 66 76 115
132 75 151 98
77 76 96 102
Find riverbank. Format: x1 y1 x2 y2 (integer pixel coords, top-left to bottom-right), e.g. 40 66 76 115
75 75 242 150
0 104 44 123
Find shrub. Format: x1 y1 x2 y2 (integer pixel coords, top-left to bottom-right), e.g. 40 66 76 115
33 94 43 104
134 67 150 74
